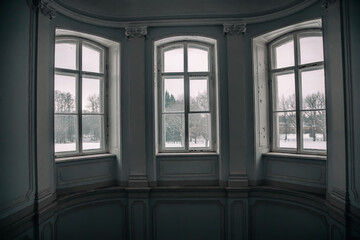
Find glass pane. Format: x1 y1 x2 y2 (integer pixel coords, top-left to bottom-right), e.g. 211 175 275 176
273 39 294 69
54 74 77 113
82 77 102 113
82 115 103 151
190 77 209 111
82 44 102 73
54 115 77 153
55 42 77 70
163 114 185 149
163 45 184 73
299 36 324 64
163 77 184 112
273 73 296 111
189 113 211 149
273 112 297 149
188 45 209 72
302 110 326 150
301 69 326 110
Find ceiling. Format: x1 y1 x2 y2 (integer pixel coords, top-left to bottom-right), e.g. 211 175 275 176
49 0 319 26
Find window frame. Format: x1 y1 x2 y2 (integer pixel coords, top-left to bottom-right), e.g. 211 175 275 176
54 36 108 157
155 38 218 154
268 29 327 155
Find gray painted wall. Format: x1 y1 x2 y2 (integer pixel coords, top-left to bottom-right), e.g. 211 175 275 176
0 0 35 219
1 0 360 239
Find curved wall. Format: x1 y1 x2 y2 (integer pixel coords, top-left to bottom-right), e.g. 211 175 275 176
1 0 360 239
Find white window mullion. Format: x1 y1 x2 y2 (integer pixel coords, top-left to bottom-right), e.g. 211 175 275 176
184 43 190 151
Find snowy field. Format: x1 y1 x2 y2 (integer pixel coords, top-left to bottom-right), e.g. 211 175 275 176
279 134 326 150
55 142 100 152
165 139 210 148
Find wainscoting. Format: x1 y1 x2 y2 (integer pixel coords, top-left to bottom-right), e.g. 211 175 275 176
6 186 360 240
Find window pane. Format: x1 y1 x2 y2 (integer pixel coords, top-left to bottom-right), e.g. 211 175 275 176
82 77 102 113
301 69 325 110
82 44 102 73
55 42 77 70
273 73 296 111
163 45 184 72
273 39 294 69
189 113 211 149
302 110 326 151
273 112 297 149
163 114 185 149
55 115 77 153
54 74 77 113
190 77 209 111
188 45 209 72
82 115 103 151
299 36 324 64
163 77 184 112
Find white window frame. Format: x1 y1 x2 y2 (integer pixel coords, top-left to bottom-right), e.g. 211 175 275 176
54 36 108 157
154 36 219 154
268 29 327 155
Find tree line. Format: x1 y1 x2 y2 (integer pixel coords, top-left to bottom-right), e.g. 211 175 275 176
54 90 101 144
278 92 326 141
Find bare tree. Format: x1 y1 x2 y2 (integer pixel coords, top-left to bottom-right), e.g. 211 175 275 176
86 94 100 113
303 92 326 141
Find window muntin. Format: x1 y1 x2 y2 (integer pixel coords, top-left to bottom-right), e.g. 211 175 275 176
157 40 217 153
269 30 326 154
54 37 106 156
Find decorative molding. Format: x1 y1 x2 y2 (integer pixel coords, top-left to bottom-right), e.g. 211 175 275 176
228 175 249 187
131 201 147 240
41 222 53 240
250 200 329 240
32 0 56 19
342 0 360 204
56 159 114 186
125 26 147 39
48 0 318 28
331 224 344 240
230 201 247 240
321 0 337 9
266 158 326 184
54 200 127 239
0 0 35 216
223 23 247 35
152 200 225 240
159 159 216 178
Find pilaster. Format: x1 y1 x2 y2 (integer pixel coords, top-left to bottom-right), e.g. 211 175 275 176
224 24 249 187
126 26 149 187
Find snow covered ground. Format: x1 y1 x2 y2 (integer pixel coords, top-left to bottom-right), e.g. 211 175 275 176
55 142 100 152
165 139 210 148
279 134 326 150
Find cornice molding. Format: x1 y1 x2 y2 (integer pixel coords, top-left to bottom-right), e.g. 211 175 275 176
321 0 337 9
125 26 148 39
47 0 318 28
223 23 247 35
33 0 56 20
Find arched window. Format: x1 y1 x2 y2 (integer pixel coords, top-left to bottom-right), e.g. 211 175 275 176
54 37 107 156
154 37 218 153
269 30 326 154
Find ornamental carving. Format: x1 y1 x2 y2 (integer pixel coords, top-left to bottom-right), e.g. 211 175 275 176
321 0 337 9
32 0 56 19
125 26 148 39
223 24 247 35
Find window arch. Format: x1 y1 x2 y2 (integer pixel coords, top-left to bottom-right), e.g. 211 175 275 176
54 36 107 156
268 29 326 154
154 36 219 154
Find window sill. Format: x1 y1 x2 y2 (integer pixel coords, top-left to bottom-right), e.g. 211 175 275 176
55 153 116 163
262 152 326 161
156 152 219 157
